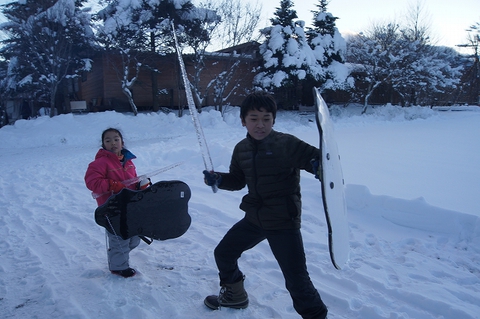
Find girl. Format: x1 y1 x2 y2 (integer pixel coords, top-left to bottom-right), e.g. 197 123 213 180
85 128 144 278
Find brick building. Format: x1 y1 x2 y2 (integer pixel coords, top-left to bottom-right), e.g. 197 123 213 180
76 42 261 113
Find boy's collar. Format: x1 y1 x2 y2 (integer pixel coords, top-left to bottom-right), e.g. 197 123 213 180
247 130 275 142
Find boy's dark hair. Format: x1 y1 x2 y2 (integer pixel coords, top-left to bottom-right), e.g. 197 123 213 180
240 91 277 121
101 128 124 148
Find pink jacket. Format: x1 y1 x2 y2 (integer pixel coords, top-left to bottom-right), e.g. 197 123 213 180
85 148 137 206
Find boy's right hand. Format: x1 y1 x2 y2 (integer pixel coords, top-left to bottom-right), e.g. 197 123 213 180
109 179 126 193
310 158 322 180
203 170 222 187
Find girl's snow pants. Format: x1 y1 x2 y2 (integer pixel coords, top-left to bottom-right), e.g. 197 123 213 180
106 230 140 271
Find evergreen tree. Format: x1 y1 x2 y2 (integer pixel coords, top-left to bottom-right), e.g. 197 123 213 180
135 0 194 55
255 0 316 107
133 0 195 111
307 0 343 65
255 0 350 106
309 0 337 37
0 59 9 127
0 0 94 117
306 0 350 94
270 0 298 26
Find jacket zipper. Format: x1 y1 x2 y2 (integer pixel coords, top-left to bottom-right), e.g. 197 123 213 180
252 142 264 228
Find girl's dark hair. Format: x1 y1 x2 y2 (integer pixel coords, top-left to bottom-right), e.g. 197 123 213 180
101 128 124 148
240 91 277 120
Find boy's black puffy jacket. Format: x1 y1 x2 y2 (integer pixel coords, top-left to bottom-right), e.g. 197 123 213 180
218 130 319 230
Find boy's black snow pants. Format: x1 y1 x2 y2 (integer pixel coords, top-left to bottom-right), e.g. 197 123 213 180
214 218 328 319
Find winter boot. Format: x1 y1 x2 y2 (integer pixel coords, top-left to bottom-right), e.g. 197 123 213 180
111 267 136 278
204 277 249 310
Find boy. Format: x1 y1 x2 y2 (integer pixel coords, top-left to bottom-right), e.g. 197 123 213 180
203 92 328 318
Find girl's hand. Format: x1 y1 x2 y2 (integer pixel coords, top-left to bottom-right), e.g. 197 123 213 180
109 180 126 193
137 178 151 190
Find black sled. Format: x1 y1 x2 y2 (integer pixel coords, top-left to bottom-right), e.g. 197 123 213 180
95 180 191 241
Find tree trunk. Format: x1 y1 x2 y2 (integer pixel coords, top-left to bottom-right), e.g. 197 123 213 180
63 82 71 113
150 32 159 112
49 84 58 118
122 87 138 116
151 69 159 112
363 81 381 114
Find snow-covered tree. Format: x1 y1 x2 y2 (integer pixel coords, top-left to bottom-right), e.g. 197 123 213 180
306 0 351 93
269 0 297 26
0 52 17 106
255 0 350 106
95 0 151 115
174 2 221 112
0 58 9 127
93 0 218 113
457 22 480 104
0 0 94 117
405 45 462 105
255 0 319 107
96 0 202 112
347 21 462 111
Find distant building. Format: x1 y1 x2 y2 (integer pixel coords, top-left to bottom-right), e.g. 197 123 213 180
76 42 261 113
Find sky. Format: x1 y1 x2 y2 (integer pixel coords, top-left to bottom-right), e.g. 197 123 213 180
0 0 477 53
1 104 479 318
258 0 479 53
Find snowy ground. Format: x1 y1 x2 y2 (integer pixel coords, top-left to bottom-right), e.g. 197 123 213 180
1 104 479 318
